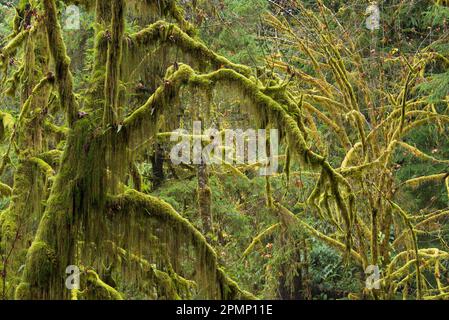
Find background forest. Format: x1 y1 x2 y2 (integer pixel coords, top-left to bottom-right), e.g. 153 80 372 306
0 0 449 300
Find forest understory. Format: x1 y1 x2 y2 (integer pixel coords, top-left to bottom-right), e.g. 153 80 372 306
0 0 449 300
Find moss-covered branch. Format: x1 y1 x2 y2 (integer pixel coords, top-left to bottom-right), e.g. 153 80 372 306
126 21 251 77
84 269 124 300
0 29 30 69
0 182 13 197
107 189 255 300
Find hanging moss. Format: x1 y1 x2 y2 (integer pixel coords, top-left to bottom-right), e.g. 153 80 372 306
404 173 448 189
103 0 125 127
104 240 196 300
125 0 196 35
15 116 109 299
121 63 355 254
4 65 24 97
16 0 446 300
0 208 14 240
198 161 213 235
42 0 79 126
43 121 68 145
107 189 255 300
64 0 96 11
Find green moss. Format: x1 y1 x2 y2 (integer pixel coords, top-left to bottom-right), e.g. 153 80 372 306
42 0 79 126
37 150 63 169
125 21 251 78
0 112 15 142
0 182 13 197
0 29 30 66
22 241 57 289
85 270 124 300
120 62 355 254
29 157 55 177
43 121 68 139
15 117 106 299
0 208 15 241
14 282 31 300
103 0 125 127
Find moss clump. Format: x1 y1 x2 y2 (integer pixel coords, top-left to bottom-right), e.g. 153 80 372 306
0 112 15 142
14 282 31 300
0 182 13 197
0 208 15 240
21 242 57 291
85 270 123 300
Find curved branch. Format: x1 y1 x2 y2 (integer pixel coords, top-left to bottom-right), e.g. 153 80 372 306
107 189 255 300
0 182 12 197
125 21 252 77
84 269 124 300
242 223 280 258
0 29 30 68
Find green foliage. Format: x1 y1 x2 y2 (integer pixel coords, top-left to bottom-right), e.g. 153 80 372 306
417 71 449 103
0 2 15 40
197 0 268 65
423 4 449 27
308 239 362 299
396 123 449 209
